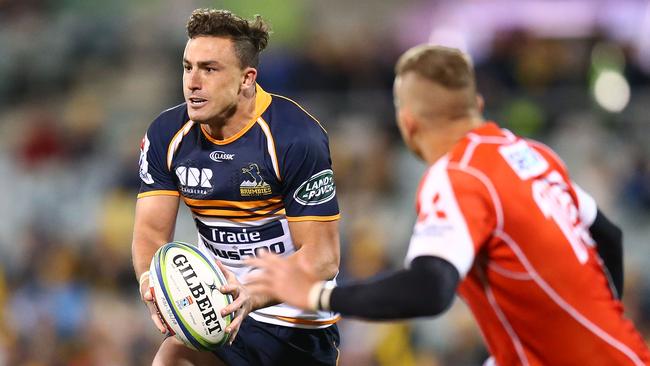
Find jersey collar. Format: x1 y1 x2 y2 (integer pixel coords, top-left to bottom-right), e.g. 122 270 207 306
200 83 272 145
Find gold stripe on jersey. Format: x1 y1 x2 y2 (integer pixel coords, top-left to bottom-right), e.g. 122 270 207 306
272 314 341 326
183 196 282 209
193 209 287 221
189 202 284 218
200 84 272 145
269 93 328 134
286 214 341 222
137 190 180 199
167 120 195 170
256 116 281 181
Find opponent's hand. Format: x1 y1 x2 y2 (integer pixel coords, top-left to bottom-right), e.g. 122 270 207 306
245 252 319 310
139 273 168 335
216 261 253 345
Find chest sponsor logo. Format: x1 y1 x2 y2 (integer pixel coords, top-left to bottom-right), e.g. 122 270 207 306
209 151 235 162
293 169 336 205
240 163 272 196
176 166 213 195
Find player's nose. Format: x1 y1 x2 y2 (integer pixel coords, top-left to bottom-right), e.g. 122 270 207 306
186 70 202 90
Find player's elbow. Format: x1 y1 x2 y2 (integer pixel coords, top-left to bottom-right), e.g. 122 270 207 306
411 257 460 316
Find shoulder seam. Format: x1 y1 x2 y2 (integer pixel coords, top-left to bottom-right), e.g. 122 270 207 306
447 162 504 232
269 93 328 134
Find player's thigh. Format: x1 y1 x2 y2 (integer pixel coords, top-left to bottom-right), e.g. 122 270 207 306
153 336 227 366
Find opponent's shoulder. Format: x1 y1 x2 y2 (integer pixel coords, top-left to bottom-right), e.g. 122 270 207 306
147 103 191 141
263 93 328 146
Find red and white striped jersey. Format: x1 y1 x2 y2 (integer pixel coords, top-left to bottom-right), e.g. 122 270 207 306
405 122 649 366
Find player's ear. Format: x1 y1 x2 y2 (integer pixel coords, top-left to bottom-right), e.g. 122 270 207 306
401 108 419 137
241 67 257 89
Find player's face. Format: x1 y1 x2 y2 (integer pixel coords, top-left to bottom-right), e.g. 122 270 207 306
183 36 247 123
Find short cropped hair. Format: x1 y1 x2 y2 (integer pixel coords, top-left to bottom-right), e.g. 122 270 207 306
187 9 270 68
395 45 475 90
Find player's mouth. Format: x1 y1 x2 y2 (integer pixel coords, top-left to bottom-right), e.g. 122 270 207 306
188 97 208 108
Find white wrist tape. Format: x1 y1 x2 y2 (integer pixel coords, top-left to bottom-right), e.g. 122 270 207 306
138 270 150 288
308 281 325 311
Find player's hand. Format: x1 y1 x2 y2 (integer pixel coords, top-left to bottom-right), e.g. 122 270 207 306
245 252 319 310
139 273 168 335
215 261 253 345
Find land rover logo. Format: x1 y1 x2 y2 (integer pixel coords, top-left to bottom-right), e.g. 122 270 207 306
209 151 235 162
293 169 336 205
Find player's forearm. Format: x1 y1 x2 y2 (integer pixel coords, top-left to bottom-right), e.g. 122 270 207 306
313 256 459 320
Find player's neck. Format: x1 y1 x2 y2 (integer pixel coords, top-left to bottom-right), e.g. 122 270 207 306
203 88 257 140
418 116 483 164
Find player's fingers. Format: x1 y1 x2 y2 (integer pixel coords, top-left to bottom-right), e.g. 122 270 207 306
220 284 240 297
220 292 246 316
215 260 237 282
225 313 244 344
143 287 154 301
150 313 167 334
145 302 167 334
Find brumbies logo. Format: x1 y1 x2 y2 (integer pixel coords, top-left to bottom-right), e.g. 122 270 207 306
240 163 272 196
294 169 336 205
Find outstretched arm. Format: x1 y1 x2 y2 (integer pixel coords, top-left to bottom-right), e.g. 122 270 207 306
590 209 624 298
247 254 459 320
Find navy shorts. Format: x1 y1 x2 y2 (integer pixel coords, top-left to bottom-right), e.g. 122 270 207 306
213 316 340 366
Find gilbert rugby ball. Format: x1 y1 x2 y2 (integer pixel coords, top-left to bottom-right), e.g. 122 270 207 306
149 241 233 350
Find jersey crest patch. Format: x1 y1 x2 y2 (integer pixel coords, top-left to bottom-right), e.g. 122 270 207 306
240 163 272 197
499 140 549 180
293 169 336 205
139 134 155 184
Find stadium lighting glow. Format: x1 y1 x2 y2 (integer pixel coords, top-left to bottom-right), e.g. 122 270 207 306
593 70 630 113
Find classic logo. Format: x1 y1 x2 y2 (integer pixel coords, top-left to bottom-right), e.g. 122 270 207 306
293 169 336 205
209 151 235 162
176 166 213 195
240 163 272 196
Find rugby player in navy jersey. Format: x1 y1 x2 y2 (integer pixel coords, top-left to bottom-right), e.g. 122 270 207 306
132 9 341 366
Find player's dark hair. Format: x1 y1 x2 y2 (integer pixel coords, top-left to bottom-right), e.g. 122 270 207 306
187 9 270 68
395 45 476 90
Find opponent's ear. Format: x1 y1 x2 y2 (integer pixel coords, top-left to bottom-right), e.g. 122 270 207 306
476 94 485 114
401 108 420 137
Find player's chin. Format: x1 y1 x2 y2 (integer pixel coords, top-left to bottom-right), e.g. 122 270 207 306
187 109 210 123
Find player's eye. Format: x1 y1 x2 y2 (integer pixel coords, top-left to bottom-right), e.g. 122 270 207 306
206 67 216 73
183 65 192 72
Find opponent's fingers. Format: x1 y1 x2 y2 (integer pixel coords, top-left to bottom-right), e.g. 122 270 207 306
245 253 282 270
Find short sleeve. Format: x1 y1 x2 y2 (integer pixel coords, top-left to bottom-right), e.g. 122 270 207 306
572 183 598 227
405 161 495 278
137 120 179 198
280 128 339 221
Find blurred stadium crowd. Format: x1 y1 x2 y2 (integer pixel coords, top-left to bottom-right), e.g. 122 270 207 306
1 1 649 365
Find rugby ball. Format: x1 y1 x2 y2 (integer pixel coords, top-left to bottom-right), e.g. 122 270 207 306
149 241 233 350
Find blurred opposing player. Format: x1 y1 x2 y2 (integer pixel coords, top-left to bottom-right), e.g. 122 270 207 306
131 9 341 366
248 45 650 365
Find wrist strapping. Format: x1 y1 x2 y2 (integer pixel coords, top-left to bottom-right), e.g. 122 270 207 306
138 270 150 288
308 281 336 311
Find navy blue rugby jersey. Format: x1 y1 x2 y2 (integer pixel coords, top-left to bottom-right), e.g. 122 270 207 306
138 84 340 328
